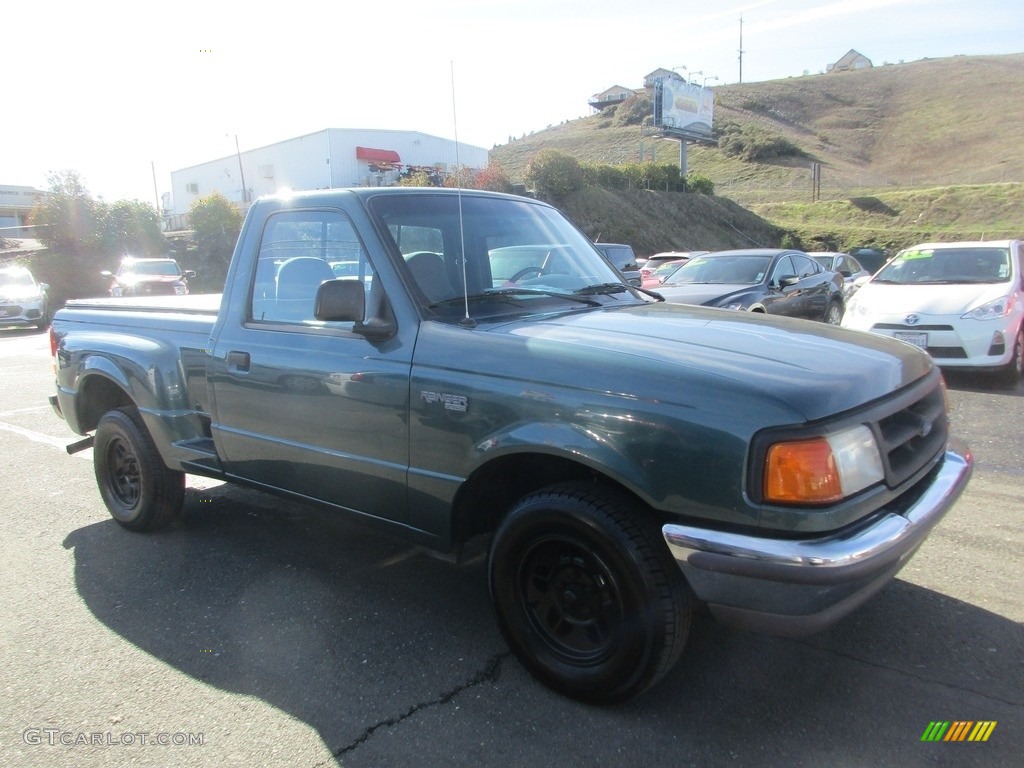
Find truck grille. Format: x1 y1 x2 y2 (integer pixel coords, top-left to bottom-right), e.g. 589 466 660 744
873 378 948 488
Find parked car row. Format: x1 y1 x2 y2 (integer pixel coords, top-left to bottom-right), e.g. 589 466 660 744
603 238 1021 388
1 256 197 334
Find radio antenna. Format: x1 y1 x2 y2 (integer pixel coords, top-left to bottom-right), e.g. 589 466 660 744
451 61 475 327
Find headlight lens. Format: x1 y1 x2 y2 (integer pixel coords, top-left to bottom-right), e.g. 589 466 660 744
764 425 884 504
962 296 1012 321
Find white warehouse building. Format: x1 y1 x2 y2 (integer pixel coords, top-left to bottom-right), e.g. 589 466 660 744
169 128 488 220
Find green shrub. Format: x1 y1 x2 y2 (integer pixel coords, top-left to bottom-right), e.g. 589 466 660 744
526 149 585 199
714 121 804 163
685 174 715 195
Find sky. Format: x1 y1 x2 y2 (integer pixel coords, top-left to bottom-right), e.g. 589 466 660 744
4 0 1022 207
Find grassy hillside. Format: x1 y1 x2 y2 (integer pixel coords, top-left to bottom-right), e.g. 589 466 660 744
491 53 1024 249
557 187 783 256
750 182 1024 253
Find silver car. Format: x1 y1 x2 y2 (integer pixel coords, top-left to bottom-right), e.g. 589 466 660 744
808 251 871 299
0 265 49 330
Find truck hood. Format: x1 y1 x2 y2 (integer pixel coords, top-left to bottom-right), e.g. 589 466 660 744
484 302 932 422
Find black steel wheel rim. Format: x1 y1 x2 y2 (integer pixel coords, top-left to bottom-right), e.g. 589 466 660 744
106 436 141 509
516 535 625 664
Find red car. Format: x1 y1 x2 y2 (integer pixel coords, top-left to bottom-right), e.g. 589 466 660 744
640 251 708 288
102 257 195 298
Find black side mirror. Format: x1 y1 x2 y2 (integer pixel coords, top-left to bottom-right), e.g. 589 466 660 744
315 279 364 322
184 270 197 279
314 280 396 339
778 275 799 288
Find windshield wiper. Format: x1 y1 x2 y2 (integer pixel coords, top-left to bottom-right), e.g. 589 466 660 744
574 282 631 296
429 288 601 309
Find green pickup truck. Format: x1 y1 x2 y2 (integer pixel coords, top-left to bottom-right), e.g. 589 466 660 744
49 187 972 703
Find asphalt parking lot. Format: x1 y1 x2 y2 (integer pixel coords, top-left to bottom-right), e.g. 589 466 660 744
1 327 1021 768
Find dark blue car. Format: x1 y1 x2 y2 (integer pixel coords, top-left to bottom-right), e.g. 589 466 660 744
656 248 846 324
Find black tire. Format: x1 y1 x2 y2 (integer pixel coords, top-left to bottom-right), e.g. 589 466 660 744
824 299 844 325
994 325 1023 389
93 408 185 531
488 482 691 704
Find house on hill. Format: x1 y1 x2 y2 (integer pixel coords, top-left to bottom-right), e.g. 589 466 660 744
827 49 873 73
588 85 636 111
643 68 677 88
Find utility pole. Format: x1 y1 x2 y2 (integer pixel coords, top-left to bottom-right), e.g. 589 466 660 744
151 161 160 213
235 135 248 204
738 15 744 84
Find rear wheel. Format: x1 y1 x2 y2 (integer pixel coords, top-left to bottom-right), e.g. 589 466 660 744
488 482 691 703
93 408 184 531
824 299 844 325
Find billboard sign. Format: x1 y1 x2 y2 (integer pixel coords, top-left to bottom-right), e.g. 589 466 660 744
653 77 714 142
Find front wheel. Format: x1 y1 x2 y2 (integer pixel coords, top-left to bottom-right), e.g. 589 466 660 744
93 408 185 531
994 325 1023 389
488 483 691 703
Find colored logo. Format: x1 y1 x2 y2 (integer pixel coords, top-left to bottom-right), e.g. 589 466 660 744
921 721 997 742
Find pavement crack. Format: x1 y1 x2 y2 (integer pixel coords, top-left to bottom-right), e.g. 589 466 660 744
332 650 512 760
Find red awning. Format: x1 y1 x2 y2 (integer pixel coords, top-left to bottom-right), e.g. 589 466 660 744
356 146 401 163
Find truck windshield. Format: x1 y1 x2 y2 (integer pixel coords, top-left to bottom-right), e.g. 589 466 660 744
368 192 640 318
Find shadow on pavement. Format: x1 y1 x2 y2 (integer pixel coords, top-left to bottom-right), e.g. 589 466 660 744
62 483 1023 766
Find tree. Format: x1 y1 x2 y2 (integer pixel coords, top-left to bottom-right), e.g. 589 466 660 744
188 192 243 282
525 149 584 200
474 161 513 193
100 200 166 257
30 170 103 253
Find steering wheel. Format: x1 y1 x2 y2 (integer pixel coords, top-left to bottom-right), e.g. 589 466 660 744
509 265 547 282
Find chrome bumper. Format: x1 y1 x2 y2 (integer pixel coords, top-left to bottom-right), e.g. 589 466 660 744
662 443 972 636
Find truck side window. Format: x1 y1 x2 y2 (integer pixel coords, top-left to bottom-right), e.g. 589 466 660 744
250 210 375 325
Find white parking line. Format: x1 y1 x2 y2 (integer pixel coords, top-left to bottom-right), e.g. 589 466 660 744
0 405 53 418
0 420 89 458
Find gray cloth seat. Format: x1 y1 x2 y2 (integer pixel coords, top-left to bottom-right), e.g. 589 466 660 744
275 257 335 321
406 252 453 303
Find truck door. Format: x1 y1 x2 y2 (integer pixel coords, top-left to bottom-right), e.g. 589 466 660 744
209 208 413 524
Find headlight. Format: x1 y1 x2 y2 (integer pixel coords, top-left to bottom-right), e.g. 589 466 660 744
174 285 188 295
763 424 884 504
719 302 746 311
962 296 1012 321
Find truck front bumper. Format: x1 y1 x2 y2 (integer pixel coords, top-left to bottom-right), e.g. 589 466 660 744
662 441 972 637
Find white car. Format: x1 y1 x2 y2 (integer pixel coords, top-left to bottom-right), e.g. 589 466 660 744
0 265 50 330
842 240 1024 387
